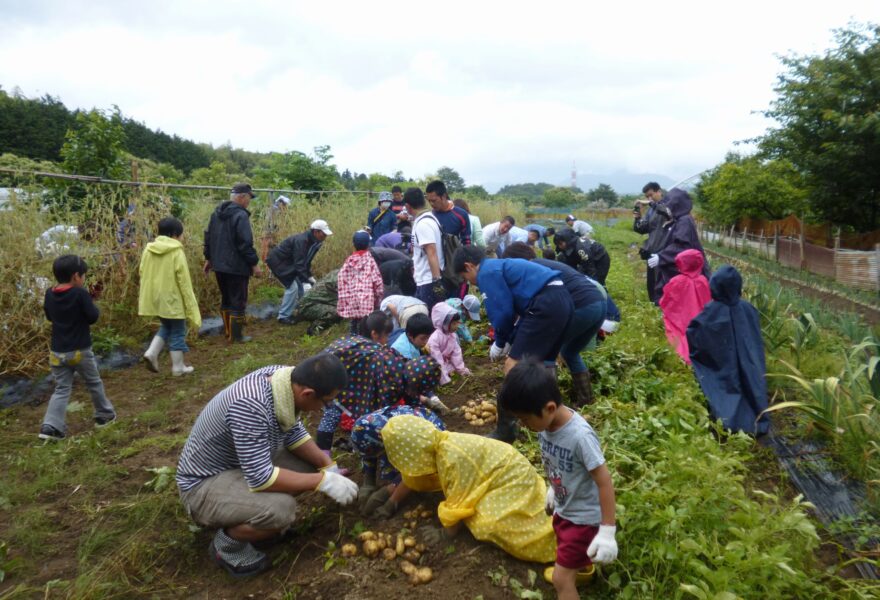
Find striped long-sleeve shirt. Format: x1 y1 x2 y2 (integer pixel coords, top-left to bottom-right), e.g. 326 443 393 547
176 366 311 493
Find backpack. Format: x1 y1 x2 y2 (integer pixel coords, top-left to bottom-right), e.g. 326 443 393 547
415 213 464 288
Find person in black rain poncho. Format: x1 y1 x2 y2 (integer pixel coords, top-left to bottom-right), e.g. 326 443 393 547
686 265 770 436
647 188 710 301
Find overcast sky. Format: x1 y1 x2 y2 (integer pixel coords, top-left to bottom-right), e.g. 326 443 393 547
2 1 879 191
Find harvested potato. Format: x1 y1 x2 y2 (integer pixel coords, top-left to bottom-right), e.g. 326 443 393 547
473 418 484 426
341 543 358 557
466 401 476 408
402 549 421 562
400 560 417 576
419 510 432 519
408 520 418 530
395 535 406 555
362 540 380 558
403 536 417 548
412 566 433 584
403 510 415 519
358 531 376 541
382 547 398 561
415 543 426 553
375 536 387 550
481 411 493 419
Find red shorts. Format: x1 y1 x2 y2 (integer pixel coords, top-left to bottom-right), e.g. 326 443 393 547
553 514 599 569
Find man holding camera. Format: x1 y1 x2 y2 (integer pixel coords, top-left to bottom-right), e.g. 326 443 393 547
633 182 668 304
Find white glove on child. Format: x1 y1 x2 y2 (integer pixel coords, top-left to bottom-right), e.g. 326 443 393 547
425 395 450 414
545 486 556 516
489 342 510 362
587 525 618 563
647 254 659 268
316 471 358 505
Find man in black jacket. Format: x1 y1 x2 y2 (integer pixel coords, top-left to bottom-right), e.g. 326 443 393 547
204 183 261 342
268 219 332 325
554 228 611 285
634 181 668 304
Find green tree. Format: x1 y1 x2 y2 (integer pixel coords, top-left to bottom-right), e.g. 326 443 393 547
496 182 554 203
435 166 466 193
542 186 577 208
586 183 619 206
60 107 127 179
253 147 339 191
695 153 808 227
758 22 880 231
463 184 490 200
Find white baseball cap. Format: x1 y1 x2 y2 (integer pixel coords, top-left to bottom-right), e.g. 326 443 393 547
310 219 333 235
275 195 291 206
461 294 482 321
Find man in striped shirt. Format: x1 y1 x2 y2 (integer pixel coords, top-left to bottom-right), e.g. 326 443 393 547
177 353 357 577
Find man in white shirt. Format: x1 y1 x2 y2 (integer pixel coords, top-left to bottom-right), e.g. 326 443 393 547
405 187 446 309
482 215 516 257
565 215 594 240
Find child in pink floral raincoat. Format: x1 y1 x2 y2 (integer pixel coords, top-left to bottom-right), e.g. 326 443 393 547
427 302 471 385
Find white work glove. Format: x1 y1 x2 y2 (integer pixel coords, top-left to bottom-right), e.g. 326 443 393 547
302 283 313 293
489 342 510 362
587 525 618 564
320 462 342 474
425 395 450 414
316 471 358 505
545 486 556 516
647 254 659 268
307 276 317 285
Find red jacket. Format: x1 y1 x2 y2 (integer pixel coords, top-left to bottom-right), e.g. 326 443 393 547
337 250 384 319
659 249 711 363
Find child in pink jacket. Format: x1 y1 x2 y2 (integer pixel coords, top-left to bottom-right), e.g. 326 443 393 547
427 302 471 385
658 249 711 363
337 231 384 334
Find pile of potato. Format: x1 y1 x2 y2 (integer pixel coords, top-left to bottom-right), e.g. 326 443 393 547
339 524 433 585
462 400 497 426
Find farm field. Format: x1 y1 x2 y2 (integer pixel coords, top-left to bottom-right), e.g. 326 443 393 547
1 217 878 599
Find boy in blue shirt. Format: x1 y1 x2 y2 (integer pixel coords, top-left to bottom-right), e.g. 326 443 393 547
390 313 433 360
500 360 618 598
453 246 573 441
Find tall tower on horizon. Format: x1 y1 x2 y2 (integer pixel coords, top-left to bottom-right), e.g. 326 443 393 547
570 161 577 189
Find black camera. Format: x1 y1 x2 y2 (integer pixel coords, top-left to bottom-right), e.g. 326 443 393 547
638 248 650 260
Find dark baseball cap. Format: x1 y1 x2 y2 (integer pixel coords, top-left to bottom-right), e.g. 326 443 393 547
232 182 256 198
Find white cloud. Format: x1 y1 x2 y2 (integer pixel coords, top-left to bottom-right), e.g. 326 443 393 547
1 0 879 190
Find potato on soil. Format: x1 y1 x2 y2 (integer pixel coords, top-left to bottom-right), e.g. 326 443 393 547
415 543 426 553
419 510 432 519
358 531 376 541
410 566 433 585
400 560 417 575
362 540 380 558
402 549 421 562
409 520 418 529
395 535 406 555
382 547 398 561
341 543 358 557
473 418 484 426
403 536 417 548
480 411 493 419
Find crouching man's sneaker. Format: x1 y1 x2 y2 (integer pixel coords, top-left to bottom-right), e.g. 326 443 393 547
38 424 65 441
94 414 117 428
209 529 271 578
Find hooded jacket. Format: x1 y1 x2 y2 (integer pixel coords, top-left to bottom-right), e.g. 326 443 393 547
382 415 556 563
686 266 770 435
555 229 611 285
203 201 259 276
266 230 322 288
138 235 202 328
658 249 710 363
43 285 99 353
427 302 470 384
654 189 710 297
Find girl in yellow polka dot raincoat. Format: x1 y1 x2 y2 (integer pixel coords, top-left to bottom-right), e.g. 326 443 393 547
382 414 556 563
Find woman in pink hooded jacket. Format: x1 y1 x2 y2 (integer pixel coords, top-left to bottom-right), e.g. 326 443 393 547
658 249 711 363
427 302 471 385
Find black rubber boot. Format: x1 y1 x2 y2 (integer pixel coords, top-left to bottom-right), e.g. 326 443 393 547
570 370 594 407
230 313 252 343
486 404 519 444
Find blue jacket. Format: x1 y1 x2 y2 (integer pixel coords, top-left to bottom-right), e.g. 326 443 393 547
367 207 397 242
477 258 560 346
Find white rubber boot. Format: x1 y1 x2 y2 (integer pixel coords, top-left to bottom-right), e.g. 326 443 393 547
142 335 164 373
170 351 194 376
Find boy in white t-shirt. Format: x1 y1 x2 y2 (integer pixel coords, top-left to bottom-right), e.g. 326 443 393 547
500 359 618 599
404 187 446 309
